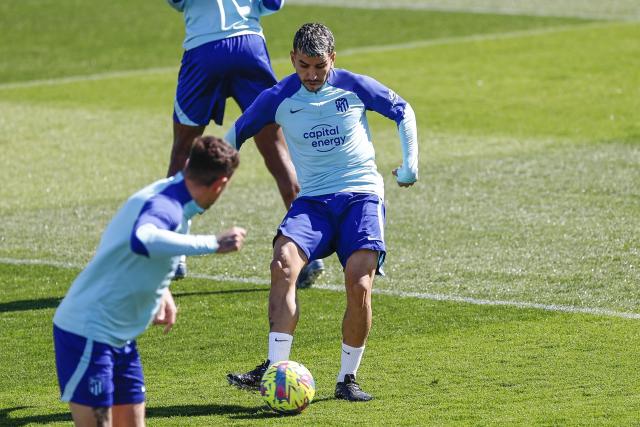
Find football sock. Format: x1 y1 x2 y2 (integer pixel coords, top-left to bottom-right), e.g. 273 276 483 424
268 332 293 363
337 342 365 382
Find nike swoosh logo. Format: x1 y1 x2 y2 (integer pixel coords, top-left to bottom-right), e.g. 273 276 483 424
289 108 303 114
275 338 289 342
342 349 351 355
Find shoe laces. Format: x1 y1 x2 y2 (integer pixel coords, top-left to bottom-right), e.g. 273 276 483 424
343 374 363 391
249 360 270 377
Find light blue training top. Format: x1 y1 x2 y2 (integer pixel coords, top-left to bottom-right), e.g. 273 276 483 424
53 173 219 347
225 68 419 199
167 0 284 50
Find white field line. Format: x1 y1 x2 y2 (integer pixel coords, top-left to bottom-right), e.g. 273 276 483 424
2 257 639 320
287 0 640 21
0 21 627 91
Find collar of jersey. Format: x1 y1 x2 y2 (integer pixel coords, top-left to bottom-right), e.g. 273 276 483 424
172 172 205 218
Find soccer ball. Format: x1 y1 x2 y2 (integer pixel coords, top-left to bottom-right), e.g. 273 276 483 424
260 360 316 414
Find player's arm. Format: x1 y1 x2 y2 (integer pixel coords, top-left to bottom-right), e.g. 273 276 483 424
134 223 220 257
166 0 185 12
351 73 419 186
258 0 284 16
225 90 279 150
135 223 246 256
130 197 246 257
393 103 419 187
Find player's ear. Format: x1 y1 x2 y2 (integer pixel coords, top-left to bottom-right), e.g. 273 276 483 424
211 176 229 192
290 50 296 65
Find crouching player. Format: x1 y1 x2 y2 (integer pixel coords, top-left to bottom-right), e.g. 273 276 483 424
53 136 245 426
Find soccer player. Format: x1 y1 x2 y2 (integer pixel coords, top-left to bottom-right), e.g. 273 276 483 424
53 136 246 426
165 0 324 285
225 23 419 401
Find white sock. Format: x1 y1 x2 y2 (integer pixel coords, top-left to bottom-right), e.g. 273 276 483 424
268 332 293 363
337 343 365 382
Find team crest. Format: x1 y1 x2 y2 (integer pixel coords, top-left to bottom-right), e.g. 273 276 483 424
335 97 349 112
388 89 399 103
88 376 104 396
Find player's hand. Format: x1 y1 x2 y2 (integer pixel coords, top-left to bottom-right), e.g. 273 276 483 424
392 168 416 188
216 227 247 253
153 288 177 334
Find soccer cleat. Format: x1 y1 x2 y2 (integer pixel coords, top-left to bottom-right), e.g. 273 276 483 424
334 374 373 401
172 257 187 280
227 360 270 390
296 259 325 289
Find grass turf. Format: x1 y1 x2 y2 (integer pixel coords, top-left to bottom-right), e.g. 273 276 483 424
1 264 639 425
1 1 639 425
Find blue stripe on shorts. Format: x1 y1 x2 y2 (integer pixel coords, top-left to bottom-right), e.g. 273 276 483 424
53 325 145 407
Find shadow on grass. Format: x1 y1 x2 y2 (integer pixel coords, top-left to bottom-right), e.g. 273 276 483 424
1 397 334 424
0 288 267 314
229 396 334 420
148 403 281 420
173 287 269 298
0 406 71 426
0 297 61 313
0 403 283 425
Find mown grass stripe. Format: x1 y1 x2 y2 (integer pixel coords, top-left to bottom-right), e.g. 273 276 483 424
288 0 640 21
0 21 624 91
3 257 638 320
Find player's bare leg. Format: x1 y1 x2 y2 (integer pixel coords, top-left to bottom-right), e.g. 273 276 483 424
269 236 306 333
69 403 111 427
112 403 145 427
335 249 377 402
227 235 306 390
167 122 206 177
253 124 300 209
342 249 376 347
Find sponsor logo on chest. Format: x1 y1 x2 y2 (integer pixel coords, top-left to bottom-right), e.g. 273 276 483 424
303 124 345 152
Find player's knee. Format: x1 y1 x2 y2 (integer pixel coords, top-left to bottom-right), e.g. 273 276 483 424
345 277 372 299
270 256 294 284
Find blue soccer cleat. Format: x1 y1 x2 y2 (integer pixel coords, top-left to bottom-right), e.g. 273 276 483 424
296 259 324 289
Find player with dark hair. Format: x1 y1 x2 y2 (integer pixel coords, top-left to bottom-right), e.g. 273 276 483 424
226 23 419 401
165 0 324 286
53 136 246 426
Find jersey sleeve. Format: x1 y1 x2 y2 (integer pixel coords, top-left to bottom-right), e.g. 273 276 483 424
134 224 219 258
330 69 418 184
225 85 285 149
259 0 284 15
396 103 419 184
130 196 182 257
333 70 408 125
166 0 185 12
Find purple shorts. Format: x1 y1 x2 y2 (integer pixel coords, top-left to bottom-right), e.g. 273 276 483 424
53 325 145 407
173 34 278 126
276 192 386 274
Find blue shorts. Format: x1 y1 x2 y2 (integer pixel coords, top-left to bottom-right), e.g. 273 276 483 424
173 34 278 126
276 192 386 274
53 325 146 407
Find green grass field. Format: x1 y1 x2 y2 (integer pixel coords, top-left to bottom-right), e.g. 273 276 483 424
1 1 639 425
